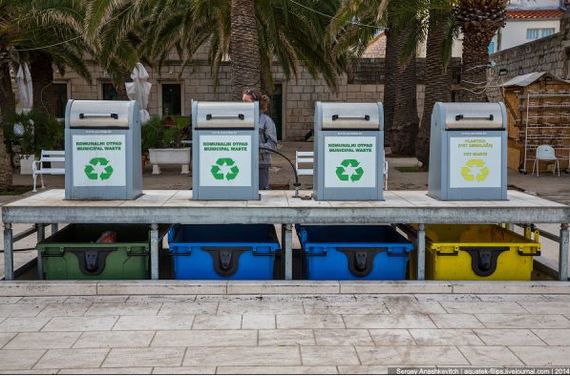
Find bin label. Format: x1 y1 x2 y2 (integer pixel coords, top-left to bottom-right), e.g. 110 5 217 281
199 135 251 186
324 136 376 188
72 135 126 187
449 136 501 188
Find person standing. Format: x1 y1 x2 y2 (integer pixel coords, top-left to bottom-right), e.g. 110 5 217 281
242 89 278 190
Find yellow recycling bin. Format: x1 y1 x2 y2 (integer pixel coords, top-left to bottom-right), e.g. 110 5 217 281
418 225 540 280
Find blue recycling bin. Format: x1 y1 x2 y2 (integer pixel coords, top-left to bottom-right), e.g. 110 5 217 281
297 225 413 280
168 224 280 279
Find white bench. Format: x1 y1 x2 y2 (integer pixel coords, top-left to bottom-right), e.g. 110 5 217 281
295 150 389 189
32 150 65 192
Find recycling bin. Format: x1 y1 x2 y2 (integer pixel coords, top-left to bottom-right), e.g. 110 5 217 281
296 225 413 280
192 101 259 200
314 102 384 200
428 102 507 201
36 224 161 280
416 224 541 280
65 100 142 200
168 224 280 279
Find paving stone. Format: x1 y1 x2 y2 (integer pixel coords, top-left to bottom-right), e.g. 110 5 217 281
453 281 570 295
4 332 81 349
509 346 570 366
103 347 186 367
429 314 485 329
64 295 129 303
113 315 194 331
475 314 570 329
531 329 570 346
258 329 315 346
242 314 275 329
0 349 46 370
414 294 480 302
277 315 345 329
85 302 162 316
409 329 484 346
314 329 374 346
344 314 435 329
300 346 360 366
192 315 242 329
34 348 109 369
0 333 16 348
340 281 452 294
0 317 51 332
152 330 257 347
474 329 545 346
356 346 468 366
59 368 153 374
216 366 337 374
227 281 338 295
73 330 155 348
384 300 446 314
42 316 118 332
440 301 529 314
0 281 97 297
518 300 570 315
0 304 44 317
18 297 67 305
218 302 304 315
152 367 216 374
158 302 218 315
303 302 389 315
368 329 416 346
458 346 523 366
182 346 301 366
476 294 549 302
97 281 226 295
544 295 570 302
128 295 197 303
0 297 21 304
0 369 58 374
337 366 389 374
38 303 93 317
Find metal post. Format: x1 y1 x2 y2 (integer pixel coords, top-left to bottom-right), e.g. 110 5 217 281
559 223 569 281
51 223 58 235
284 224 293 280
150 223 159 280
417 223 426 280
4 223 13 280
36 224 45 280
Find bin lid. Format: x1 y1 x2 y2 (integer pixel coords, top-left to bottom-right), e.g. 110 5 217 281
194 102 256 129
442 103 504 130
67 100 135 129
319 102 382 130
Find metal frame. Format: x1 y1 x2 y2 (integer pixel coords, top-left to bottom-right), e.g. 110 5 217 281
3 190 569 281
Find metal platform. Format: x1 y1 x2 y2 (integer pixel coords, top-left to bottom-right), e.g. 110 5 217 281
3 189 569 281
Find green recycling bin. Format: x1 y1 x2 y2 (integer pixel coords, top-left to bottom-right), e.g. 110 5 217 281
36 224 158 280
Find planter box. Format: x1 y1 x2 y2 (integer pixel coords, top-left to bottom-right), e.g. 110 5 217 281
19 154 37 175
148 148 191 174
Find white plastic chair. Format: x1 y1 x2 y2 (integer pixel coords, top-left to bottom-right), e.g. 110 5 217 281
532 145 560 177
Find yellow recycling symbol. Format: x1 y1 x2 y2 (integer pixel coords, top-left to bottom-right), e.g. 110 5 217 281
461 159 489 182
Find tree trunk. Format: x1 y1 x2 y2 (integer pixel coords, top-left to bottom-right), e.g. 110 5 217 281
115 71 130 100
0 51 14 190
31 52 55 117
391 24 419 156
459 30 491 102
416 14 452 167
383 27 396 146
229 0 260 101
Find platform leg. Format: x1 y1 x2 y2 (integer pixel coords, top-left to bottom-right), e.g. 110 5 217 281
283 224 293 280
36 224 45 280
417 223 426 280
152 165 161 175
4 223 13 280
51 223 58 235
150 224 159 280
559 223 569 281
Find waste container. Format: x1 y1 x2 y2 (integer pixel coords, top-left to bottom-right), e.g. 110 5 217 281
192 101 259 200
36 224 159 280
65 100 142 200
313 102 384 200
297 225 413 280
428 102 507 201
168 224 280 279
417 224 541 280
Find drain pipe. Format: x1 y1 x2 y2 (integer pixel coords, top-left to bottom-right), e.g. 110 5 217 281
260 147 301 198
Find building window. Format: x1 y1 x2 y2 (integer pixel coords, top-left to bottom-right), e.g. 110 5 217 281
162 84 181 116
53 83 67 118
526 28 555 40
102 83 118 100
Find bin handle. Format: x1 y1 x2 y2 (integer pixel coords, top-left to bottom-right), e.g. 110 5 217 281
332 114 370 121
206 114 245 121
79 113 119 120
455 114 494 121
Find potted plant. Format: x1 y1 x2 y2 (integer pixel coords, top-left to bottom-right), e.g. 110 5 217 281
145 115 191 174
3 111 40 175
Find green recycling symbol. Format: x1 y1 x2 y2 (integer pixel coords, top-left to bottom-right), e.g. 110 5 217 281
211 158 240 181
335 159 364 182
84 157 114 181
461 159 489 182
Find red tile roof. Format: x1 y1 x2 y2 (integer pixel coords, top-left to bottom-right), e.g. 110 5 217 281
507 9 565 19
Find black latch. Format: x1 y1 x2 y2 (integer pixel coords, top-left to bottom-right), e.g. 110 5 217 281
462 246 508 277
66 247 116 276
337 247 386 278
202 246 250 277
